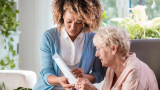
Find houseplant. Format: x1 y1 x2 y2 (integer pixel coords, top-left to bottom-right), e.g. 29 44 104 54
2 82 32 90
0 0 20 69
111 5 160 39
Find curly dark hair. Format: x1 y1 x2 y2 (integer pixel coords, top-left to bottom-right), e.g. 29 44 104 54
51 0 102 32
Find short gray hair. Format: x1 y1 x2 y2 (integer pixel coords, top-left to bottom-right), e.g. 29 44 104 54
93 26 130 56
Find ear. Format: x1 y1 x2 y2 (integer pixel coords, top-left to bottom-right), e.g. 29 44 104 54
111 45 118 55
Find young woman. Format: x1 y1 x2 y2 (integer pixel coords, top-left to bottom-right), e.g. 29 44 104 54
33 0 104 90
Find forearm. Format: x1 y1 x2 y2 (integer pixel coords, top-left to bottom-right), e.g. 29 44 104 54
83 74 95 83
47 75 62 85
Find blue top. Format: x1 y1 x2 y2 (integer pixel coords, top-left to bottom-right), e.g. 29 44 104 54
33 28 104 90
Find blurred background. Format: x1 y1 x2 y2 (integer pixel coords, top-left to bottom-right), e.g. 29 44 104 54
0 0 160 89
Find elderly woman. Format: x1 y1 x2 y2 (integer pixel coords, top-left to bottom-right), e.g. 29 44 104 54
33 0 104 90
76 26 159 90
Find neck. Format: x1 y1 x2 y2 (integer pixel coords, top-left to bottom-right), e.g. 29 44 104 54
110 54 127 78
69 35 77 42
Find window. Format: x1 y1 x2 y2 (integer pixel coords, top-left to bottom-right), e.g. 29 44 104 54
131 0 160 20
100 0 118 26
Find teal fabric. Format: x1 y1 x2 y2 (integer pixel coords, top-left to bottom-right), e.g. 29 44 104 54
33 28 104 90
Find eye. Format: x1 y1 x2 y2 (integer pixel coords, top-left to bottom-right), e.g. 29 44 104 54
67 21 72 23
76 22 82 24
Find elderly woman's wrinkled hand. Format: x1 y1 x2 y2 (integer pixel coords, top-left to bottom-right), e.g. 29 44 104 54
75 77 97 90
59 77 74 90
71 68 85 78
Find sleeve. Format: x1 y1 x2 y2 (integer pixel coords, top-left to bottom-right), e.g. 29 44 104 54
148 73 159 90
91 47 105 83
39 31 55 86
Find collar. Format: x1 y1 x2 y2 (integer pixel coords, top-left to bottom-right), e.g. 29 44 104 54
61 26 69 39
60 26 85 39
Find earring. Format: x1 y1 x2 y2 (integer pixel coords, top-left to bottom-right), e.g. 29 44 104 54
112 52 115 55
83 24 85 27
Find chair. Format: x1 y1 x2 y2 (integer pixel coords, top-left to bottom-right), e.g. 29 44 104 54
130 39 160 88
0 70 37 90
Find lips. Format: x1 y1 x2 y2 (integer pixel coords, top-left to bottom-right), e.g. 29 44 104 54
99 58 103 62
70 31 76 33
101 59 103 62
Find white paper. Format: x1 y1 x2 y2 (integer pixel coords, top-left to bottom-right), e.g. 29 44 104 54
52 53 77 84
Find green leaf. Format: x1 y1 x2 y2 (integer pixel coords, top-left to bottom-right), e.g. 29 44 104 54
3 24 8 30
15 10 19 13
4 46 6 49
0 60 5 66
6 56 10 62
16 21 20 27
16 87 24 90
102 11 107 19
2 67 5 70
2 82 5 90
10 64 15 69
10 59 14 64
12 13 16 17
8 42 13 52
12 50 17 56
11 2 15 6
10 37 14 42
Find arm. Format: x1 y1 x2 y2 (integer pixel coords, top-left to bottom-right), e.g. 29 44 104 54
40 31 74 89
39 31 56 86
71 44 104 83
91 56 105 83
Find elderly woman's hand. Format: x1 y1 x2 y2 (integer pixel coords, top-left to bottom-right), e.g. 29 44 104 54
71 68 85 78
75 77 98 90
59 77 74 90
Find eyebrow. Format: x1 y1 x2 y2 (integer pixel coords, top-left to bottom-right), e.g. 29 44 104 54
67 18 82 22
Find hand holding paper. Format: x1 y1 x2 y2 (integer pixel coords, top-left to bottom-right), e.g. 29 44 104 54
52 53 77 84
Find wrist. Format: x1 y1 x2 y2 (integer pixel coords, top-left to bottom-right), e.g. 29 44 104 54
58 77 63 84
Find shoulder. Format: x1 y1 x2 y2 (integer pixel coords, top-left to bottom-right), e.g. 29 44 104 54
44 27 59 36
124 56 141 81
85 32 96 38
40 27 60 45
42 27 60 40
85 32 96 43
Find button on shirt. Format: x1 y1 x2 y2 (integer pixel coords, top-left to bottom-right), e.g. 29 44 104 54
53 27 85 90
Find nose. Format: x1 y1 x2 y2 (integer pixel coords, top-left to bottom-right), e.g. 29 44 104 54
95 51 99 57
71 23 76 30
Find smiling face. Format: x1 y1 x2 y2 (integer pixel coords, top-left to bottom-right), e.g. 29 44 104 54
95 38 115 67
63 10 83 38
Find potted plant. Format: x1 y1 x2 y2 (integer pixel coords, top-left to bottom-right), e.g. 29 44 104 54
0 0 20 70
111 5 160 39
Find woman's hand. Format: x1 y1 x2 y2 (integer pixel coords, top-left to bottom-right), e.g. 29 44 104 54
71 68 85 78
75 77 98 90
59 77 75 90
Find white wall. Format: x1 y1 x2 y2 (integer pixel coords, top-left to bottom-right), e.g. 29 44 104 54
18 0 53 78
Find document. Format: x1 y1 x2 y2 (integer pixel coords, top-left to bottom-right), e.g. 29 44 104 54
52 53 77 84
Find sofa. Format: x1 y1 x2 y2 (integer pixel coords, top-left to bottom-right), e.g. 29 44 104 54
0 70 37 90
130 39 160 88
